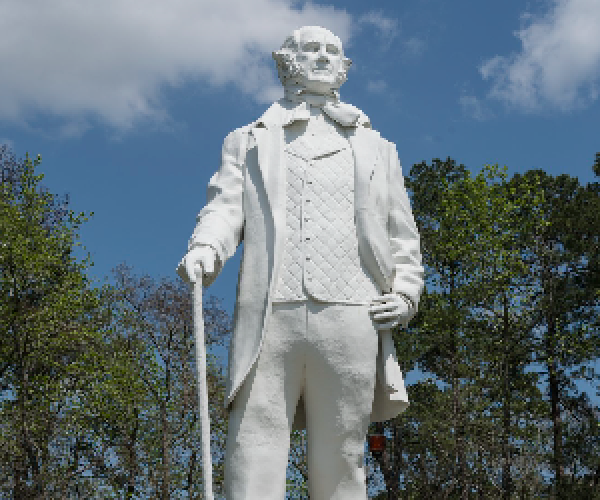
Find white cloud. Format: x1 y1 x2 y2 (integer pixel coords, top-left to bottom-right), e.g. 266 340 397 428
480 0 600 112
459 95 493 121
359 11 399 49
0 0 351 137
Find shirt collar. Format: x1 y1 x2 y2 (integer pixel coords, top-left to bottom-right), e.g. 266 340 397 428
281 97 366 128
254 96 370 130
281 99 311 127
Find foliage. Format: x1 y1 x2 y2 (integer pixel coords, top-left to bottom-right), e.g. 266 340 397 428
366 156 600 499
2 143 599 498
0 146 232 498
0 146 112 497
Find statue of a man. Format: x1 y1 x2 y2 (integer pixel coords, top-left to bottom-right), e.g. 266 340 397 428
177 25 424 500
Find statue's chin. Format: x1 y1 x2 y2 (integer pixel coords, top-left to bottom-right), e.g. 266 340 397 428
293 78 340 97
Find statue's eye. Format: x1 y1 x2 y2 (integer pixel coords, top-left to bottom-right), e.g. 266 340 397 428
303 42 320 52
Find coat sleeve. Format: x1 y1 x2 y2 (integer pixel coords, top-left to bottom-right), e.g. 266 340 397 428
187 128 247 278
386 141 424 323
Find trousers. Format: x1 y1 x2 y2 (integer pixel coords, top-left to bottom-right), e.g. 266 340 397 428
224 298 379 500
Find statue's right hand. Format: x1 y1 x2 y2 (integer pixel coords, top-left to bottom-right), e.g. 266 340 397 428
177 245 218 286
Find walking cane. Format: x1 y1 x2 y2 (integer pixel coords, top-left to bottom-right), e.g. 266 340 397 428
193 265 214 499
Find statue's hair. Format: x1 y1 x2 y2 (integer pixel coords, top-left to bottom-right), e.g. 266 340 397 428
272 26 352 88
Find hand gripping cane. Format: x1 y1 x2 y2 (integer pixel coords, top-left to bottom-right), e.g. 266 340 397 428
193 265 214 499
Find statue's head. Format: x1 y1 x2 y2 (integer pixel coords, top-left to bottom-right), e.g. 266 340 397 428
273 26 352 97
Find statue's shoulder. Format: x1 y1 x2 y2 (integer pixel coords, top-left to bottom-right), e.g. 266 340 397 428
222 100 288 156
255 100 286 127
222 119 261 154
223 100 282 145
342 104 392 147
225 121 257 140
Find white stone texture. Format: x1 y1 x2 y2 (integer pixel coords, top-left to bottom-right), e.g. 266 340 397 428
176 25 425 499
273 114 379 303
225 299 377 499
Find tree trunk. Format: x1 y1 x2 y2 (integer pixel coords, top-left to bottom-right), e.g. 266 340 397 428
453 374 468 499
501 292 513 500
187 449 197 494
373 422 398 499
388 423 400 500
450 270 468 500
544 260 564 497
161 402 170 500
548 354 563 495
15 356 40 499
187 412 198 495
127 408 139 498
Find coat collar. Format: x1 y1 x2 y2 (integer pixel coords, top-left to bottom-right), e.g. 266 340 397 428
255 99 371 130
249 99 380 246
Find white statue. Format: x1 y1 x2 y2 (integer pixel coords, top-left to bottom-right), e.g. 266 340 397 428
177 25 424 500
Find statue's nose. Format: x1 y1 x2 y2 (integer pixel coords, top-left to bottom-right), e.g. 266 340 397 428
317 46 329 61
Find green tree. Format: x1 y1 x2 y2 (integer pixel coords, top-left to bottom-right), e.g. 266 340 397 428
503 169 600 498
0 145 234 498
372 158 600 500
0 146 113 498
592 152 600 178
77 263 231 498
366 157 600 499
287 429 309 498
451 165 549 499
402 159 545 498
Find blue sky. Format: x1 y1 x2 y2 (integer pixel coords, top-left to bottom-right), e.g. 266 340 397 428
2 0 599 387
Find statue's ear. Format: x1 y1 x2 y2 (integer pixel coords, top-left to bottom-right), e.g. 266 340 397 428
282 36 298 51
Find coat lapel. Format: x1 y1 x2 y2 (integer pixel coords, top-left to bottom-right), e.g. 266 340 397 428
249 102 410 428
251 125 285 224
347 125 395 289
251 102 287 228
253 99 379 223
253 106 392 287
347 125 377 209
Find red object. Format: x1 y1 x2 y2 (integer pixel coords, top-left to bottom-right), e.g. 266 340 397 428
368 434 386 453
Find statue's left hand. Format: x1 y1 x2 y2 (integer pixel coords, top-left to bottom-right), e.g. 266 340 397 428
368 293 411 330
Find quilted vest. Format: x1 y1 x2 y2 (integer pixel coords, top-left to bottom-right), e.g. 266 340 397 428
272 111 380 304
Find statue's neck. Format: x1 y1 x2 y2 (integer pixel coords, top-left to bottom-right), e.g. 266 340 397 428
284 84 339 108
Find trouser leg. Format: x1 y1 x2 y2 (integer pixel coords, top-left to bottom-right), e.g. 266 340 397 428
304 300 379 500
224 302 307 500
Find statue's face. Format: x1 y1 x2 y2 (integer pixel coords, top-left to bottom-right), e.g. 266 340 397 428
294 27 344 94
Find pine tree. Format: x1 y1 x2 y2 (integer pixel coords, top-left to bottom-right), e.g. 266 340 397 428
367 157 600 498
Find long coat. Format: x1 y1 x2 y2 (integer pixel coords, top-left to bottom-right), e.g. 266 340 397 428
183 99 424 430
